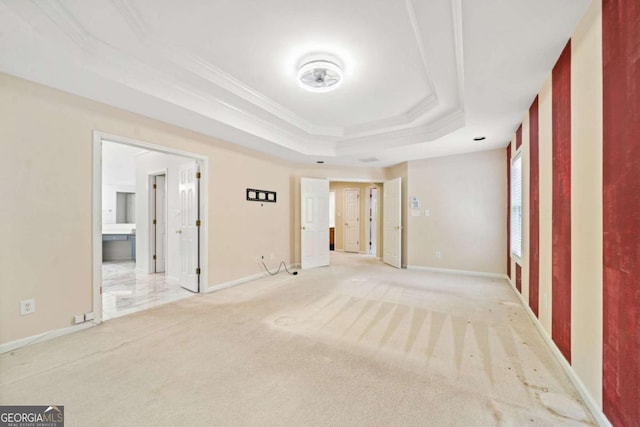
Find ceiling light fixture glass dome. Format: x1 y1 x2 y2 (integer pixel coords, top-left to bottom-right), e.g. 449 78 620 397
297 60 343 93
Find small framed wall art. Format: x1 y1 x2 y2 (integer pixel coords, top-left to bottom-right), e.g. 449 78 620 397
246 188 276 203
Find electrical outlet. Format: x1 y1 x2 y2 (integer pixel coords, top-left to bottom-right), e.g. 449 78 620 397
255 256 261 262
435 251 442 259
20 299 35 315
270 253 275 260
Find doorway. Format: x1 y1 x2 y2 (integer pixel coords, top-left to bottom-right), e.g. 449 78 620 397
150 173 166 273
93 132 209 323
324 181 384 260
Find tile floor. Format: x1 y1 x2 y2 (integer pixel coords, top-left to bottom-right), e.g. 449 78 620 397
102 261 194 320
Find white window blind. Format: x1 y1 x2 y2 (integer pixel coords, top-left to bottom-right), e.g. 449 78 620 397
511 154 522 259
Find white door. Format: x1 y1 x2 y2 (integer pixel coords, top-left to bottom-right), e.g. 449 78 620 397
344 188 360 253
155 175 166 273
383 177 402 268
178 161 199 292
301 177 329 269
368 187 378 256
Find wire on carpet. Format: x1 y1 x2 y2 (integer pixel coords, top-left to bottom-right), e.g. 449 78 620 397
260 260 298 276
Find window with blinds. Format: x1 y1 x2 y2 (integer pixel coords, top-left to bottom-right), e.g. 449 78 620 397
511 154 523 259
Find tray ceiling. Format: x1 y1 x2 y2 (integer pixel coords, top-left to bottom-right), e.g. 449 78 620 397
0 0 590 165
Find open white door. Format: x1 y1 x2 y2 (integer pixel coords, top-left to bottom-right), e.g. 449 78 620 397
155 175 166 273
178 161 199 292
301 177 330 269
383 177 402 268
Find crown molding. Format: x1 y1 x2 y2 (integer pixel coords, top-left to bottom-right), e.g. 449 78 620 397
4 0 466 158
102 0 462 140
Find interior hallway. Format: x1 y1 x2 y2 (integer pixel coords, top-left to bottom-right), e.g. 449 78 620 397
1 253 593 425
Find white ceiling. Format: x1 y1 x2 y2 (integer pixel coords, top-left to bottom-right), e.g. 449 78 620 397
0 0 590 166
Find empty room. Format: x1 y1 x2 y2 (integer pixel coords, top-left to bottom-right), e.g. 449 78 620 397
0 0 637 426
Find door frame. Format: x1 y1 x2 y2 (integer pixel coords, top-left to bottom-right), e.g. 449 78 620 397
366 186 379 256
148 172 167 274
321 178 385 262
92 131 209 324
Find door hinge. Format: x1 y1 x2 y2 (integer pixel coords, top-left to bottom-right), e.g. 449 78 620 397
153 183 157 189
153 219 156 225
196 220 201 227
100 286 102 295
153 255 156 260
196 268 201 275
196 172 201 179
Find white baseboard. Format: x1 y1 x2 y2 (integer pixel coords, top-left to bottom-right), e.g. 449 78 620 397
508 282 611 427
1 322 95 354
206 264 299 294
406 265 508 280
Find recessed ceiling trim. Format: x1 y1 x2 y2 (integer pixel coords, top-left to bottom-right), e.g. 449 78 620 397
344 93 439 137
451 0 466 106
4 0 464 157
46 0 456 140
166 49 343 137
404 0 437 94
337 109 466 156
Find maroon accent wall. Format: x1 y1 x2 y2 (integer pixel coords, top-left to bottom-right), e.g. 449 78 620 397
602 0 640 424
529 97 540 317
516 125 522 150
516 263 522 293
507 144 511 279
551 41 572 363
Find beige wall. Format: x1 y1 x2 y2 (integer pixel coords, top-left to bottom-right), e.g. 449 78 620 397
0 73 292 343
570 0 603 406
406 150 507 274
329 182 383 257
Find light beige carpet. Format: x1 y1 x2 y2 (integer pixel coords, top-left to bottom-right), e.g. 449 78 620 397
0 253 594 426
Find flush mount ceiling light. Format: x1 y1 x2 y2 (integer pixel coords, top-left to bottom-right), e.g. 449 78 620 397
298 60 343 93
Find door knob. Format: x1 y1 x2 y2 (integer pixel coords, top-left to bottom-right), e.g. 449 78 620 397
176 230 182 234
301 226 306 230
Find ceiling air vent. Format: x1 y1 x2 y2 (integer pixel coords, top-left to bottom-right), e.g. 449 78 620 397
359 157 379 163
